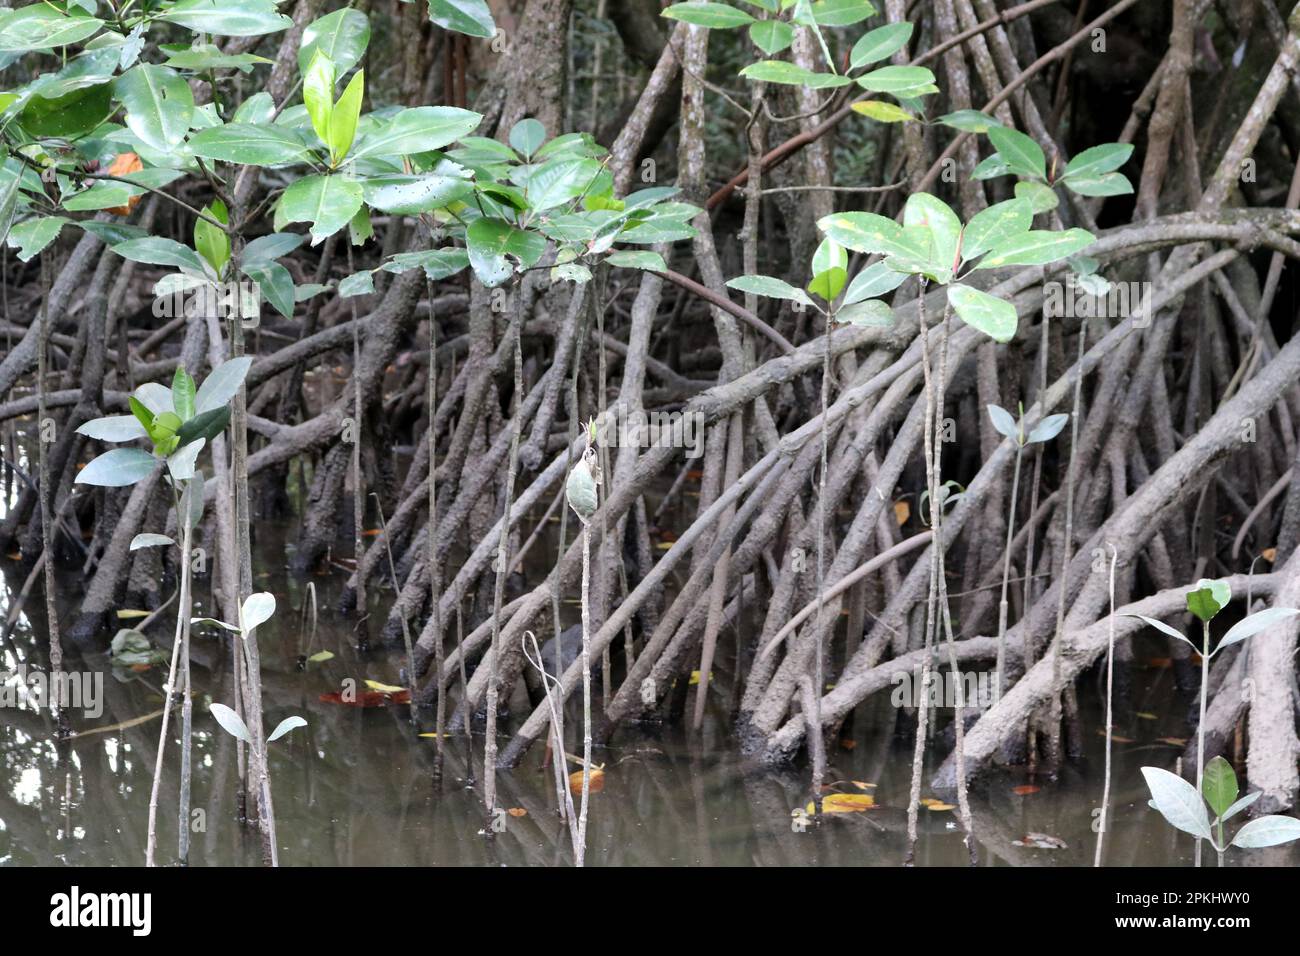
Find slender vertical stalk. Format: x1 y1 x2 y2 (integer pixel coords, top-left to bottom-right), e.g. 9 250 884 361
1094 545 1118 867
427 278 445 769
577 520 592 866
995 444 1024 699
484 282 525 820
1195 617 1209 867
172 482 195 865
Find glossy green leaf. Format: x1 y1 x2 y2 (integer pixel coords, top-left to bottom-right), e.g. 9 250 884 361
300 8 370 74
188 123 314 166
976 228 1095 269
160 0 294 37
987 126 1045 180
0 7 103 52
849 21 912 68
1201 756 1238 819
277 174 365 244
303 50 336 147
947 283 1017 342
327 68 365 163
749 20 794 55
960 198 1032 261
348 106 482 161
75 447 158 487
726 274 813 305
427 0 496 38
663 2 756 27
1187 578 1231 623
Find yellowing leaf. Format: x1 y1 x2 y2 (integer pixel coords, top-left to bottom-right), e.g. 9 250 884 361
116 609 151 619
852 100 913 123
926 802 956 811
852 781 877 790
807 792 875 814
1262 547 1277 563
569 768 605 795
507 807 527 818
894 500 910 525
688 670 713 685
364 679 406 694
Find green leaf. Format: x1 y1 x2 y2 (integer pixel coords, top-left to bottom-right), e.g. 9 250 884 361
195 357 252 414
381 248 470 280
267 715 308 743
112 237 206 273
303 50 336 147
338 271 375 297
749 20 794 55
508 118 547 159
187 123 314 166
1026 413 1068 444
960 198 1032 261
300 8 370 74
348 106 482 161
936 109 1001 133
987 126 1045 180
130 533 175 550
807 267 846 302
726 274 813 305
209 702 254 743
0 7 103 52
160 0 294 37
177 405 231 447
6 217 68 262
1062 172 1133 197
75 447 158 487
1014 179 1058 214
114 64 194 153
740 60 853 88
194 200 230 277
794 0 876 27
903 192 960 274
1215 606 1300 654
362 173 474 215
987 404 1019 442
427 0 496 38
975 228 1095 269
243 233 305 265
161 42 271 73
327 68 365 164
1201 756 1238 819
77 414 148 442
1062 142 1133 181
466 217 546 286
857 65 935 95
128 396 156 433
838 299 892 327
242 592 277 631
1230 814 1300 848
843 261 905 304
517 157 605 212
849 21 912 68
1141 766 1212 841
242 261 296 318
971 153 1012 181
947 283 1017 343
278 174 365 244
605 250 667 272
817 211 912 258
172 367 197 422
1124 614 1194 649
1187 578 1231 623
662 2 756 27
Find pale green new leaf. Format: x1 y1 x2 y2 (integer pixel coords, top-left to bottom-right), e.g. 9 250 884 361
947 283 1017 342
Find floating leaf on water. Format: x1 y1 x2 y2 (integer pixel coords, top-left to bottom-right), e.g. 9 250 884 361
364 679 406 694
1136 711 1158 720
1261 547 1277 562
1097 730 1135 743
1156 736 1188 746
569 768 605 795
852 781 877 790
807 793 876 814
319 689 411 707
1012 832 1068 849
306 651 334 663
1011 785 1040 795
839 738 856 750
418 732 452 738
926 802 956 811
687 670 713 686
507 807 527 818
116 609 151 619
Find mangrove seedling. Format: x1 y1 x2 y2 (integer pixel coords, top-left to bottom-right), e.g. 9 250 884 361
1142 757 1300 860
1130 579 1299 863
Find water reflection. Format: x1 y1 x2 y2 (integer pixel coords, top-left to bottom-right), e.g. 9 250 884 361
2 545 1298 867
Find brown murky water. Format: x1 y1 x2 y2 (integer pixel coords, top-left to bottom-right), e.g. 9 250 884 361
2 500 1297 867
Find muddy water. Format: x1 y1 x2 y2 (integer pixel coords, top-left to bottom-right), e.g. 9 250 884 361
2 512 1297 867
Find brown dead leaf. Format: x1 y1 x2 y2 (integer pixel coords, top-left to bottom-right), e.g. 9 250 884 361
569 768 605 795
105 153 143 215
